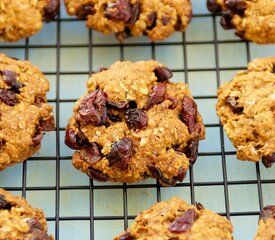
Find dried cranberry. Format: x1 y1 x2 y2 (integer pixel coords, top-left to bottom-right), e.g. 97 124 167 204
128 1 140 25
262 153 275 168
107 99 129 109
220 13 235 30
43 0 60 22
226 97 243 113
104 0 131 22
181 96 199 134
0 90 18 106
185 138 199 165
148 165 178 186
77 90 107 126
65 128 86 150
40 116 55 131
88 167 109 182
207 0 222 13
77 4 96 19
144 83 166 110
161 15 171 25
165 95 178 109
107 138 133 170
120 232 136 240
154 66 173 82
225 0 246 14
260 205 275 220
125 109 148 130
147 12 157 30
82 143 101 164
0 194 11 210
169 209 197 233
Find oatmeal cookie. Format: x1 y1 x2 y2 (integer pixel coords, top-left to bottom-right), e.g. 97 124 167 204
207 0 275 44
65 60 205 186
0 53 55 171
0 188 53 240
216 57 275 166
254 205 275 240
64 0 192 42
0 0 60 42
114 197 233 240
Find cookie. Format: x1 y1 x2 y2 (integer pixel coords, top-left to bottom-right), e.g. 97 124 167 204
64 0 192 42
0 0 60 42
114 197 233 240
216 57 275 166
254 205 275 240
207 0 275 44
0 188 53 240
0 53 55 171
65 60 205 186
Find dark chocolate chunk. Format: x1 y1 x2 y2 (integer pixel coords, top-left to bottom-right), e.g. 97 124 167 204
65 128 87 150
43 0 60 22
181 96 199 134
262 153 275 168
226 96 244 113
207 0 223 13
154 66 173 82
2 70 23 93
220 13 235 30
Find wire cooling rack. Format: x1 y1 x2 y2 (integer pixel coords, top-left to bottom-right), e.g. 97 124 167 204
0 1 275 239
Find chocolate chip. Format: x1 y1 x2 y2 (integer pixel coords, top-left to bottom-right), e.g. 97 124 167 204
185 138 199 165
260 205 275 221
77 90 108 126
226 96 244 113
161 15 171 26
77 4 96 19
0 89 18 106
120 232 136 240
43 0 60 22
262 153 275 168
169 209 198 233
195 202 204 211
144 83 166 110
129 100 137 109
220 13 235 30
0 139 5 151
40 116 55 131
147 165 180 186
82 143 102 164
147 12 157 30
104 0 131 22
225 0 246 14
0 194 12 210
181 96 199 134
125 109 148 130
107 100 129 109
207 0 222 13
107 138 133 170
154 66 173 82
88 167 109 182
128 1 140 25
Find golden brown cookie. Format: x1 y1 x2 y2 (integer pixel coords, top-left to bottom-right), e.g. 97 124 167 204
65 60 205 186
64 0 192 42
0 53 55 171
254 205 275 240
216 57 275 166
0 188 53 240
207 0 275 44
0 0 60 42
114 197 233 240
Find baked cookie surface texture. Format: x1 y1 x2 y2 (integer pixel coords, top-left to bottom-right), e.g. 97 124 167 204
0 53 55 171
216 57 275 166
0 188 53 240
114 197 233 240
0 0 60 42
64 0 192 41
65 60 205 186
207 0 275 44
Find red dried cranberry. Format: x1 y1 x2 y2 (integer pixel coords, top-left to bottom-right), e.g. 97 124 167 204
88 167 109 182
40 116 55 131
0 90 18 106
154 66 173 82
43 0 60 22
125 109 148 130
107 138 133 170
262 153 275 168
82 143 102 164
181 96 199 134
207 0 222 13
128 1 140 25
104 0 131 22
144 83 166 110
148 165 178 186
65 128 86 150
169 209 197 233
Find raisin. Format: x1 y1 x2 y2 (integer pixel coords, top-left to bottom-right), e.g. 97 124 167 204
120 232 136 240
148 165 179 186
220 13 235 30
169 209 197 233
207 0 222 13
0 90 18 106
104 0 131 22
147 12 157 30
82 143 102 164
107 100 129 109
260 205 275 220
128 1 140 25
40 116 55 131
77 90 107 126
154 66 173 82
125 109 148 130
185 138 199 165
225 0 246 14
195 202 204 211
262 153 275 168
88 167 108 182
181 96 199 134
107 138 133 170
43 0 60 22
226 96 244 113
161 15 171 26
2 69 23 93
0 194 12 210
0 139 5 151
144 83 166 110
77 4 96 19
65 128 86 150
